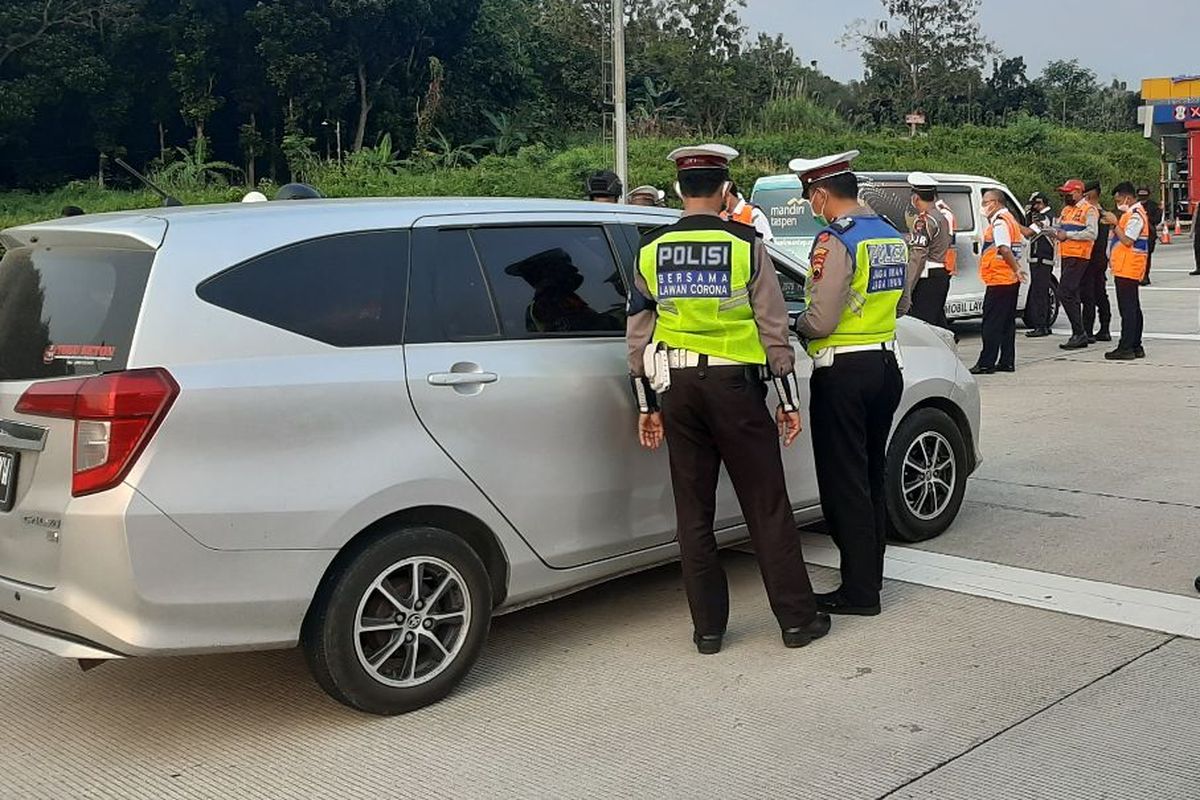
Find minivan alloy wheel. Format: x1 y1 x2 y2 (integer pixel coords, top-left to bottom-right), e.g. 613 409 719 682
353 556 471 688
901 431 957 522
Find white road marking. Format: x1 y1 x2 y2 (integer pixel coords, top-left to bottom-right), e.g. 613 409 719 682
1050 329 1200 341
800 537 1200 639
1117 286 1200 292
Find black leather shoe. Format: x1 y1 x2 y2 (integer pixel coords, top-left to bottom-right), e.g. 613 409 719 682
782 614 832 648
1105 348 1136 360
968 364 995 375
997 364 1015 373
1134 346 1146 359
1190 269 1200 276
1060 336 1089 350
1086 334 1097 344
1095 329 1113 342
1025 328 1050 338
815 591 881 616
693 632 723 655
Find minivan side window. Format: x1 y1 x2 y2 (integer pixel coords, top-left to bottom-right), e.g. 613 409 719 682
197 230 409 348
471 226 627 338
406 228 500 343
860 184 976 234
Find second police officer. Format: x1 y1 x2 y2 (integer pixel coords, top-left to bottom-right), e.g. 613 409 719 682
626 143 830 655
789 150 907 617
902 172 955 329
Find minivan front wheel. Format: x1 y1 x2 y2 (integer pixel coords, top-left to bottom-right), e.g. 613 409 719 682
304 526 492 715
885 408 968 543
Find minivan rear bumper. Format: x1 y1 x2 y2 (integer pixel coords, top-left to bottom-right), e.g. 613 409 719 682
0 611 124 660
0 484 335 659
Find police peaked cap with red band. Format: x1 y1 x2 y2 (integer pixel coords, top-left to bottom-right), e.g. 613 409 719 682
667 144 739 172
788 150 861 187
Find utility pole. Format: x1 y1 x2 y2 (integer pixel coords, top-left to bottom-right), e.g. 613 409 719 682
612 0 628 200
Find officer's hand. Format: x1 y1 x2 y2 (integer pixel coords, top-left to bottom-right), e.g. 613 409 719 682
638 412 664 450
1055 231 1068 242
1018 269 1030 284
777 408 802 447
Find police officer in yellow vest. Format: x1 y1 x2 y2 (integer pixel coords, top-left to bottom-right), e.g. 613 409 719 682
1100 182 1150 360
789 150 906 617
626 143 829 655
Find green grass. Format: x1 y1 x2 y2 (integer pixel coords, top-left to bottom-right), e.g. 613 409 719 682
0 119 1160 231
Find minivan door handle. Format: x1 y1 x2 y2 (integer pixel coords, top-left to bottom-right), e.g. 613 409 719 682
427 371 498 387
427 363 499 396
972 241 980 254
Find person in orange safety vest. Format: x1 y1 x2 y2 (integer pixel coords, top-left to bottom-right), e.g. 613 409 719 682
1054 178 1099 350
1099 182 1150 360
721 181 774 242
970 189 1028 375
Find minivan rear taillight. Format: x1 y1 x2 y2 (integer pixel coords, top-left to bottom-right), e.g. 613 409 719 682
15 368 179 497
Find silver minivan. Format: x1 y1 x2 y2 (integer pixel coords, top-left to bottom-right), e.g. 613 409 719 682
0 199 981 714
751 172 1059 326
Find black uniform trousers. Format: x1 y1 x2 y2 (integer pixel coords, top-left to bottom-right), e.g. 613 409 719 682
977 283 1019 370
1083 254 1112 335
1144 238 1156 283
1114 277 1144 352
1194 227 1200 272
1025 258 1055 330
910 268 951 329
1059 257 1091 337
660 365 818 636
810 350 904 607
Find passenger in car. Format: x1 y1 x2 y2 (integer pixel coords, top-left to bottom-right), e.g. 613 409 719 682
504 248 624 333
626 143 830 656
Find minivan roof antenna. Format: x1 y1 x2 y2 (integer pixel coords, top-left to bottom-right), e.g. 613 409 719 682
113 158 184 207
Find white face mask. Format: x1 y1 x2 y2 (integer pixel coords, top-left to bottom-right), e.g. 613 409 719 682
1117 203 1130 213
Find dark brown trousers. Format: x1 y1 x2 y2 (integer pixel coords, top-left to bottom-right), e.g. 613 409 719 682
661 365 818 635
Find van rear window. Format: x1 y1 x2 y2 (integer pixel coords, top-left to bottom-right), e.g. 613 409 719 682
0 246 152 381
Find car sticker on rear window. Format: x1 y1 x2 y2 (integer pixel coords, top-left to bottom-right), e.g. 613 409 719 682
43 344 116 366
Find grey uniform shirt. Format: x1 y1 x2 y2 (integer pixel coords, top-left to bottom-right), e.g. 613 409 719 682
900 208 953 315
626 210 795 377
794 205 901 339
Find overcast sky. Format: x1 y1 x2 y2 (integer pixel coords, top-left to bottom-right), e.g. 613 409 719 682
741 0 1200 89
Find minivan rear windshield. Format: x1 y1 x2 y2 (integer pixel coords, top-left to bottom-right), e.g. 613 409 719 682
0 245 152 381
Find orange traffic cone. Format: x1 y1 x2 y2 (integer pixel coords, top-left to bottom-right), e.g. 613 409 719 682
1175 218 1183 236
1161 223 1171 244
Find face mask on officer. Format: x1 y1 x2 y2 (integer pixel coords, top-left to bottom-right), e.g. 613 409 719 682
808 188 829 225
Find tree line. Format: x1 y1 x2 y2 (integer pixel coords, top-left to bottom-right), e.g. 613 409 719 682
0 0 1141 189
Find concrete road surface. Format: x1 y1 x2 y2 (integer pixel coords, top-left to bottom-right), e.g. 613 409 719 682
0 243 1196 799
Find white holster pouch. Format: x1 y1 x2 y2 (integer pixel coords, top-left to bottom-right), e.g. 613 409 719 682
643 343 672 394
811 340 903 371
922 260 944 279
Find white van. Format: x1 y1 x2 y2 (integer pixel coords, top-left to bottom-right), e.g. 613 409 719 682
751 171 1058 327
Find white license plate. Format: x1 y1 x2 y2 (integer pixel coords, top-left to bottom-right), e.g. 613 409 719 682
0 450 16 513
946 298 984 317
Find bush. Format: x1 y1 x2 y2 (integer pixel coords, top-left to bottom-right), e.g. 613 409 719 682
0 122 1160 231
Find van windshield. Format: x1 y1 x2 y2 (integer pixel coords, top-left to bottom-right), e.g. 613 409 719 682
751 187 825 261
0 246 152 381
